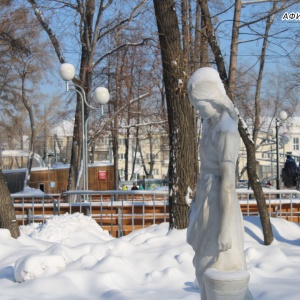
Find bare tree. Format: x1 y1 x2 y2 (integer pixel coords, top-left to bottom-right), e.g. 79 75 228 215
153 0 198 229
0 0 24 237
27 0 150 191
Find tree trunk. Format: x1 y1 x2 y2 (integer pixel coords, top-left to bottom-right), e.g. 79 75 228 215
199 0 274 245
0 171 20 238
67 103 82 191
21 73 37 189
153 0 198 229
253 4 276 144
239 127 274 244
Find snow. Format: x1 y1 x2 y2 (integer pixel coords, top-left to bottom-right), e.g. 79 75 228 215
2 168 27 174
12 186 45 196
29 161 113 172
153 185 168 191
188 67 227 97
1 214 300 299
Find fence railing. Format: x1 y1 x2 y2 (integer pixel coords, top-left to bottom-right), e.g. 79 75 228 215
236 188 300 221
11 193 57 226
11 189 300 237
57 190 169 237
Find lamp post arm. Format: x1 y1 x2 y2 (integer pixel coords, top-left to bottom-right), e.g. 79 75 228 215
66 81 88 106
66 81 103 111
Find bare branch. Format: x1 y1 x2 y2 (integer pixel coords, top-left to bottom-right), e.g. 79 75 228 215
119 120 167 130
92 93 150 139
93 39 151 67
97 1 146 41
27 0 65 64
239 1 300 29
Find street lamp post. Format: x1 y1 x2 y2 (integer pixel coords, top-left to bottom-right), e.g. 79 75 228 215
59 63 109 190
84 91 109 189
275 111 288 190
266 131 275 182
47 152 54 193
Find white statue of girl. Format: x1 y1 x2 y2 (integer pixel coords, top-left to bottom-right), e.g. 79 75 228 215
187 67 251 299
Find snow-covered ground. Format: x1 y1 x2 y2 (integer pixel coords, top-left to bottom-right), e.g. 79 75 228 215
0 214 300 299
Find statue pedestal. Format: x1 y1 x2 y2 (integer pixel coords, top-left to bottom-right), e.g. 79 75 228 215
203 268 251 300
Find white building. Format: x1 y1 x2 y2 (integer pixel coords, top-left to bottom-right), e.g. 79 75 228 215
239 116 300 183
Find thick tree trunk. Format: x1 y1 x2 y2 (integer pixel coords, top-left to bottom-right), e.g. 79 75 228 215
153 0 198 229
0 171 20 238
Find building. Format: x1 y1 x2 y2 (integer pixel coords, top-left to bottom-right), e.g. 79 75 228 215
7 114 300 189
36 119 170 182
238 117 300 185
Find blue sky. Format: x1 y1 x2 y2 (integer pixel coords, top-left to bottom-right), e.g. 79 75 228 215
29 0 300 117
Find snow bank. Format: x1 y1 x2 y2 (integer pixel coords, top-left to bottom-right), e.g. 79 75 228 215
14 255 65 282
20 213 113 245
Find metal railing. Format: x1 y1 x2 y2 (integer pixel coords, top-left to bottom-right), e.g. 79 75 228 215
11 189 300 236
57 190 169 237
236 188 300 220
11 193 57 225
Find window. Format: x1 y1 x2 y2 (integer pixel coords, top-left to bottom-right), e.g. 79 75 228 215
98 151 109 161
118 138 126 145
153 169 159 175
162 151 169 161
99 137 110 144
293 138 299 150
262 152 272 159
118 153 125 160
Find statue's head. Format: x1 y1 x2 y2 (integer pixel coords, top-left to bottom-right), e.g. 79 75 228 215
188 67 238 122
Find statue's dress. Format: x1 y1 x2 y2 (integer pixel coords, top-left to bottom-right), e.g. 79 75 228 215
187 111 246 293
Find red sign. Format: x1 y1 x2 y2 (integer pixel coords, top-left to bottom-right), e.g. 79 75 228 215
98 171 107 180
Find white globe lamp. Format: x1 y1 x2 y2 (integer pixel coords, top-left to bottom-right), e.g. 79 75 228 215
94 87 110 105
279 110 287 121
59 63 75 81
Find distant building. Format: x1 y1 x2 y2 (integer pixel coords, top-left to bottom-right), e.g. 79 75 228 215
238 116 300 184
34 118 170 181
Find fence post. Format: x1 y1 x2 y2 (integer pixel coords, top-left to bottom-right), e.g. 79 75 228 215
118 208 123 237
274 206 278 218
27 208 32 225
